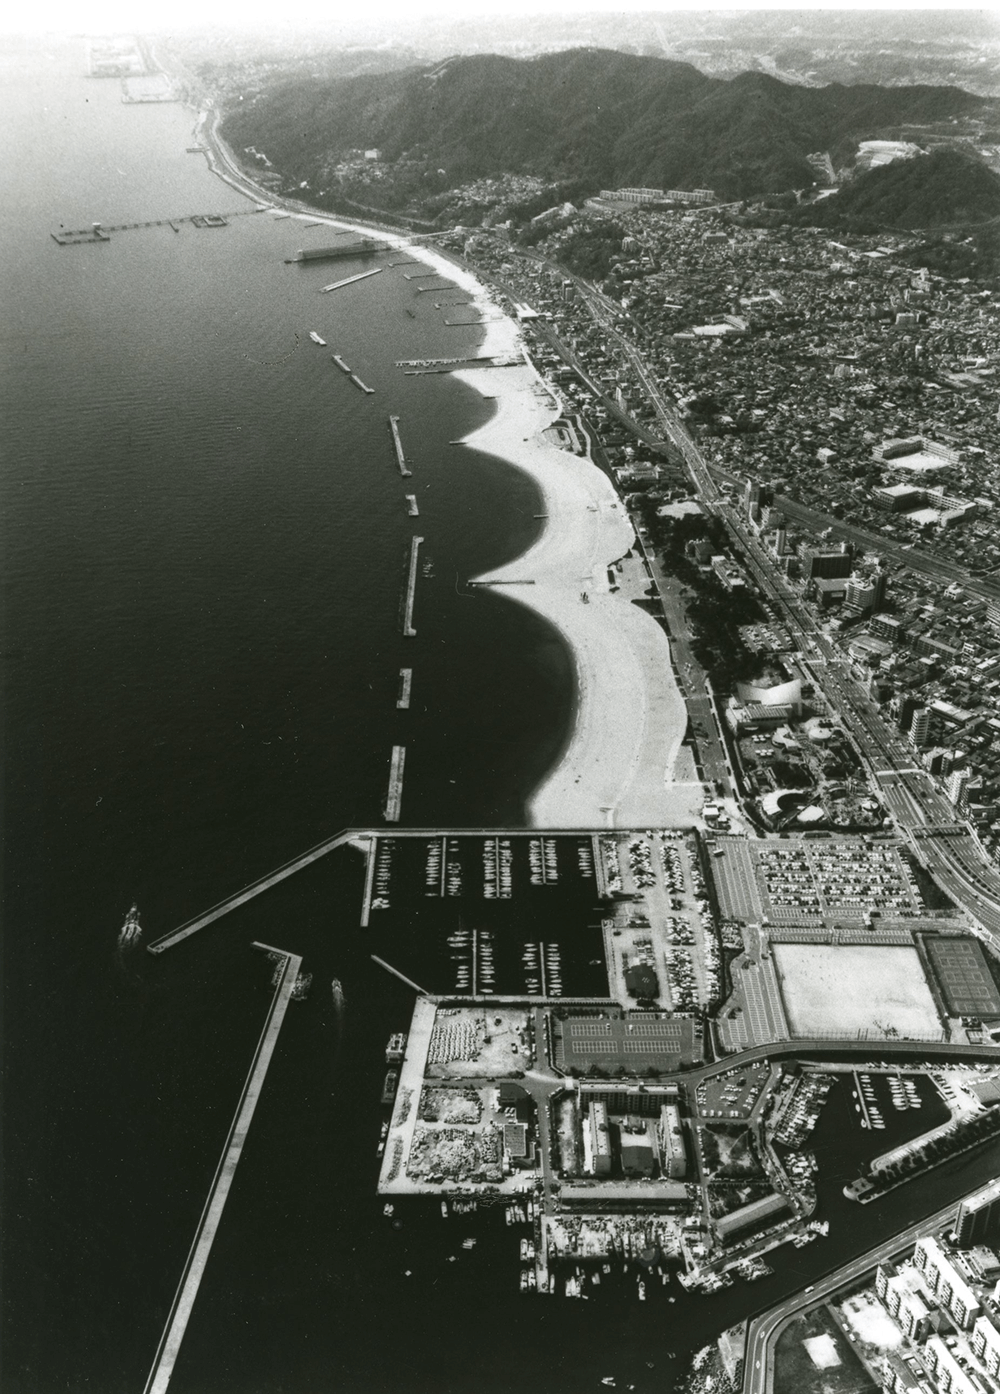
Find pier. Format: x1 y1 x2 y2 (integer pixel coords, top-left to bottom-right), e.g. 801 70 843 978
145 829 357 953
319 267 383 294
51 207 257 244
371 954 428 995
359 836 378 927
397 668 413 709
405 495 419 517
142 942 301 1394
402 536 423 637
388 415 411 477
384 745 406 823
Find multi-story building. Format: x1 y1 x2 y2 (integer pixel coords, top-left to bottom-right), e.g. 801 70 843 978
910 707 933 749
657 1104 687 1180
801 543 853 580
947 769 971 807
876 1262 944 1341
971 1312 1000 1378
914 1237 983 1330
588 1101 612 1176
957 1179 1000 1248
923 1335 981 1394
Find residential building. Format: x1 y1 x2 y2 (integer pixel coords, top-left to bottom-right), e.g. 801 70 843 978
957 1179 1000 1248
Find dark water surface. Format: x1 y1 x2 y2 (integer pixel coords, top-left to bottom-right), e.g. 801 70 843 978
3 35 1000 1394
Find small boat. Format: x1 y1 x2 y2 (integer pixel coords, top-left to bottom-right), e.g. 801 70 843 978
118 903 142 946
309 331 326 345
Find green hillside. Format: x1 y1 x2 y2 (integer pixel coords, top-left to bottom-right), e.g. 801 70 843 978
220 48 989 216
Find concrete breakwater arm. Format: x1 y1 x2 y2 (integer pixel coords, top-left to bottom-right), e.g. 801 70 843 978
388 415 411 477
402 536 423 637
146 829 356 953
142 943 302 1394
384 745 406 823
319 267 383 293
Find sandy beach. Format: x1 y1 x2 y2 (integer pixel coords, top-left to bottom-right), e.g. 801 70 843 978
452 361 703 829
203 125 699 826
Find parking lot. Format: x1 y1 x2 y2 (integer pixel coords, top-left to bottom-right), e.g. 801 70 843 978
696 1062 772 1121
600 831 721 1011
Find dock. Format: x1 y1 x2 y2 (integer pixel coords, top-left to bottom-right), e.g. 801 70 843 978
51 207 257 244
359 836 378 927
319 267 383 294
397 668 413 709
388 415 411 477
349 374 375 394
145 829 357 953
402 536 423 637
371 954 427 995
141 942 301 1394
405 495 419 517
384 745 406 822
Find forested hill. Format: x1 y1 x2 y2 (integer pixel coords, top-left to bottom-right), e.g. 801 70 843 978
799 147 1000 229
220 48 989 214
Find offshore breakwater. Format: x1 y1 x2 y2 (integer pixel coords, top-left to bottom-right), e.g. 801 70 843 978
5 34 573 1394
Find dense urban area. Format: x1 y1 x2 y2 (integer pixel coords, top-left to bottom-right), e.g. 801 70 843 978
104 29 1000 1394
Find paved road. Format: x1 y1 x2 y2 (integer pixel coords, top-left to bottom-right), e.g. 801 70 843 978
437 241 1000 944
742 1198 962 1394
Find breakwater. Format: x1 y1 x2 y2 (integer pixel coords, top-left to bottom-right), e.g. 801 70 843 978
142 943 301 1394
402 536 423 637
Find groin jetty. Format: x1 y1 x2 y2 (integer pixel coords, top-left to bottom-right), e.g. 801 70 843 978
142 942 301 1394
145 830 357 952
388 415 411 477
397 668 413 709
384 746 406 822
402 536 423 637
319 268 383 294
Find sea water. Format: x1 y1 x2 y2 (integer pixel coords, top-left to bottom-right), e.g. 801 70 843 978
4 34 1000 1394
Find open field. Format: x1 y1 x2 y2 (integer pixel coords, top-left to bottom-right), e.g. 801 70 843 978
772 943 941 1038
774 1305 878 1394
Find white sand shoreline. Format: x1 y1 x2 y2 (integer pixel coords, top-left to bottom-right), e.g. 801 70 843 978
210 142 699 827
452 362 702 829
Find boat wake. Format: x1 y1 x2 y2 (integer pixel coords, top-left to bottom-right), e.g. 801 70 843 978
117 903 142 948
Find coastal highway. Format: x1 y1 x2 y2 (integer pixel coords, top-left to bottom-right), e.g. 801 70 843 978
521 250 1000 943
742 1198 962 1394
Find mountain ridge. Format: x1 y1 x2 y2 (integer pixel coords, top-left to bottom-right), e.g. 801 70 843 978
220 47 992 215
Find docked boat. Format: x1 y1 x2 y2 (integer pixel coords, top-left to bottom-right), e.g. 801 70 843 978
118 903 142 946
309 331 326 345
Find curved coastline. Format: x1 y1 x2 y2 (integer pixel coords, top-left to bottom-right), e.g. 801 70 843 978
454 363 700 829
196 101 699 828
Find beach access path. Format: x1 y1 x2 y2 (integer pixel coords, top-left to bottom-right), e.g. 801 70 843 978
454 363 701 830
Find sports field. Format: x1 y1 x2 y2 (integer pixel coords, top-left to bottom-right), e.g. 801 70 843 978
773 943 942 1038
925 937 1000 1017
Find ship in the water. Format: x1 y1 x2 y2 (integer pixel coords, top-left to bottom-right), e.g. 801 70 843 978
309 331 326 345
385 1032 407 1064
331 978 344 1011
118 903 142 946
